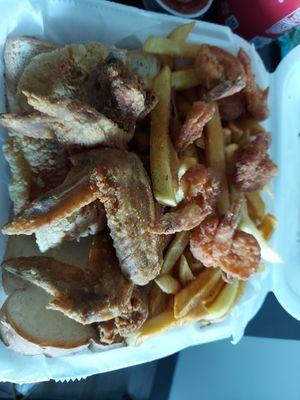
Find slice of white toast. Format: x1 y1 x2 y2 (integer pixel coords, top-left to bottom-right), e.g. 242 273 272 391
3 36 69 214
0 287 97 357
4 36 56 112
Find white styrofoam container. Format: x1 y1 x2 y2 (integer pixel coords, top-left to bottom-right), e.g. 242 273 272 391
0 0 299 384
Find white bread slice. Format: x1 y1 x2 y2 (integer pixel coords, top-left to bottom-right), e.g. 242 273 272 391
126 51 160 80
0 287 97 357
4 36 56 112
3 36 68 214
1 270 30 294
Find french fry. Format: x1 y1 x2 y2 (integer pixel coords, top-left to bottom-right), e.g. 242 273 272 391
234 116 265 136
237 130 250 149
178 155 198 179
168 22 196 42
175 94 192 120
128 299 208 345
183 301 208 323
181 143 198 158
174 268 222 319
178 254 194 285
155 275 181 294
161 231 190 274
160 22 196 68
225 143 238 179
234 281 246 305
175 153 198 203
184 250 204 272
205 103 230 213
239 205 283 263
204 281 239 321
228 120 243 143
126 309 179 345
223 128 232 146
143 37 200 59
258 214 277 241
171 68 200 91
148 283 170 317
150 66 178 206
245 191 265 222
202 278 225 306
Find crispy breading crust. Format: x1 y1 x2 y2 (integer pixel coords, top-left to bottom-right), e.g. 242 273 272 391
3 149 163 285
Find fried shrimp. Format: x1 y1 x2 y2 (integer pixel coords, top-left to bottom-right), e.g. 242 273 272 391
234 134 277 192
238 48 269 121
173 101 215 152
150 164 220 234
190 197 261 281
194 45 247 101
217 92 245 121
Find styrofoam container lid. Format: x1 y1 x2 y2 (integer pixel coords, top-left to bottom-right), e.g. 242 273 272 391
269 45 300 319
0 0 299 384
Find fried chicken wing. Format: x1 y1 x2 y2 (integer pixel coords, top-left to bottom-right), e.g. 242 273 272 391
0 112 56 139
98 286 148 344
90 149 163 285
2 233 134 324
2 164 105 251
24 93 130 148
3 149 162 285
85 60 157 131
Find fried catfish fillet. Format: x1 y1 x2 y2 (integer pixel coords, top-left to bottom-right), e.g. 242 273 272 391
3 149 163 284
2 234 134 324
0 112 56 139
7 44 156 148
1 62 157 148
24 93 130 148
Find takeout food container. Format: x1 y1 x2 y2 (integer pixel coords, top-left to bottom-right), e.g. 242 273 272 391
0 0 299 384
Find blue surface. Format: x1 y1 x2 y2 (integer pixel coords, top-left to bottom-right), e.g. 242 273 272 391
169 337 300 400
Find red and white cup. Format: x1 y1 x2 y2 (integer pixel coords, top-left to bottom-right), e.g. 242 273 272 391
217 0 300 47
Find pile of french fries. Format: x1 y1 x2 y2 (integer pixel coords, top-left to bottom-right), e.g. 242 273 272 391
128 23 281 346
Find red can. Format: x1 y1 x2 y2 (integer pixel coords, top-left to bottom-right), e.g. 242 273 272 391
218 0 300 47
